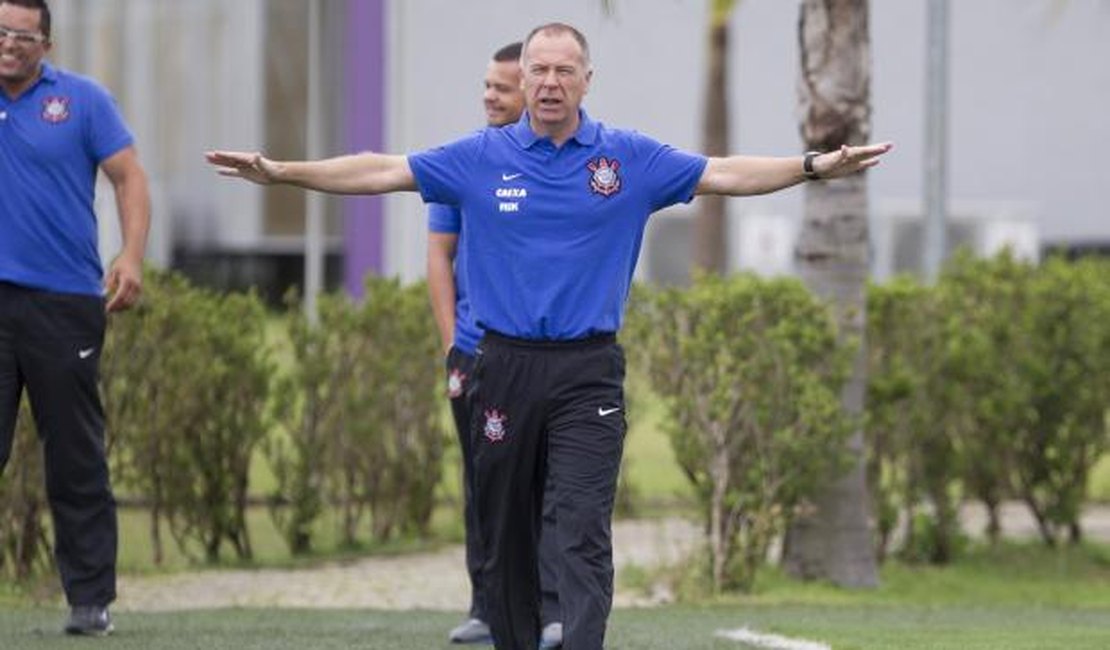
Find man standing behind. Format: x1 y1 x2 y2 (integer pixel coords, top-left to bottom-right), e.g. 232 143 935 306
0 0 150 636
429 41 562 648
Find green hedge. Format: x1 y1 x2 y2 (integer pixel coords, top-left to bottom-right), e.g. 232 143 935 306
1 269 444 580
867 251 1110 561
268 277 444 554
101 270 274 564
625 273 854 592
3 253 1108 585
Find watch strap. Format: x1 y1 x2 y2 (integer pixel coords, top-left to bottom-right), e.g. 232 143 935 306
803 151 822 181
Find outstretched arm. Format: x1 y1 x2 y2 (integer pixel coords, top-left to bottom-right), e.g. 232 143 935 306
695 142 893 196
205 150 417 195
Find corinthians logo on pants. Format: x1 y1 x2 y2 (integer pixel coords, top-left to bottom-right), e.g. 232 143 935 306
482 408 508 443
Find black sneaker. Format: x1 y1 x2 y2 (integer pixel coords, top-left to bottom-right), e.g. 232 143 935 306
64 605 114 637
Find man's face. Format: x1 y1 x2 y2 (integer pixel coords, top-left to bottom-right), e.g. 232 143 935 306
0 2 50 92
521 31 591 131
483 59 524 127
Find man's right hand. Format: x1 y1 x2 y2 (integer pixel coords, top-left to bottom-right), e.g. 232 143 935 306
205 151 282 185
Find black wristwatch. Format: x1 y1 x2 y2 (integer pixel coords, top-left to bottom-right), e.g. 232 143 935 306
803 151 822 181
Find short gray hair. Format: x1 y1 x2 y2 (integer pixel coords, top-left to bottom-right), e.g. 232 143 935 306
522 23 591 67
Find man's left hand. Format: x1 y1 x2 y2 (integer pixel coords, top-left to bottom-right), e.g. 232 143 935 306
105 255 143 312
813 142 894 180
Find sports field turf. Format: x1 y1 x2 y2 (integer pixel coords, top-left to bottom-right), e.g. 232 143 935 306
2 603 1108 649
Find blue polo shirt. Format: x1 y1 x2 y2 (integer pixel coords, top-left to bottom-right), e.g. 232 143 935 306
409 110 706 340
428 203 482 355
0 62 134 296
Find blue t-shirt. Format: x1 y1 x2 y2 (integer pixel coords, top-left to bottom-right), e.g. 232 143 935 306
428 203 482 355
0 62 134 296
409 111 707 340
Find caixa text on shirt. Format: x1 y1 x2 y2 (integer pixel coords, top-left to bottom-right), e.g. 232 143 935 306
495 187 527 213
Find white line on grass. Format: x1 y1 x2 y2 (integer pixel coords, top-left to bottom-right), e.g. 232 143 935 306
716 626 832 650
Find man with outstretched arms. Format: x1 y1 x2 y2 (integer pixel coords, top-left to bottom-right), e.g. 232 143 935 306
207 22 890 650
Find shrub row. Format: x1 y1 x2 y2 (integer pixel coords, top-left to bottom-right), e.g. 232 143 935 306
868 252 1110 561
0 269 444 580
625 252 1110 591
4 253 1107 589
624 273 855 592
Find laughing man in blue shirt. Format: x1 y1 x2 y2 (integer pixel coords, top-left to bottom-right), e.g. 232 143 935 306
208 21 892 650
1 0 150 637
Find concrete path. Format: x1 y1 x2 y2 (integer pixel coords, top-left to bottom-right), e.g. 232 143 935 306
115 504 1110 613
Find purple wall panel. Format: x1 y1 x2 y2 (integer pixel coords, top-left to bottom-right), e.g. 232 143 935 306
343 0 385 297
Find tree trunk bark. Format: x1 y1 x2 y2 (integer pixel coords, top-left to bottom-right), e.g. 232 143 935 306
1024 494 1059 547
982 493 1001 544
151 494 164 567
783 0 879 588
710 446 729 592
235 482 254 560
1069 520 1082 545
693 17 731 275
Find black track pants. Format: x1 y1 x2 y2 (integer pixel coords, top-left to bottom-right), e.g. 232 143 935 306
448 345 562 625
0 281 116 606
471 332 626 650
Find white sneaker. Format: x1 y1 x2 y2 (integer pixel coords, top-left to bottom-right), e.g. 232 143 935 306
448 618 492 644
539 622 563 649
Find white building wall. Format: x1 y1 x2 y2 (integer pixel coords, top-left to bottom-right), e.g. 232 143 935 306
193 0 266 250
51 0 267 268
729 0 1109 246
45 0 1110 280
382 0 1110 277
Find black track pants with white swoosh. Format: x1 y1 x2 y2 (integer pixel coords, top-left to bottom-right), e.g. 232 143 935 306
448 344 563 626
0 281 116 607
470 331 626 650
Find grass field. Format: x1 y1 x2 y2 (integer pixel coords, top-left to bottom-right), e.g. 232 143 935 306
2 602 1107 649
4 540 1108 649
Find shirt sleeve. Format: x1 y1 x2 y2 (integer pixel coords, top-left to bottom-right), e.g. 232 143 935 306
633 133 708 212
408 131 484 206
428 203 462 234
84 80 134 164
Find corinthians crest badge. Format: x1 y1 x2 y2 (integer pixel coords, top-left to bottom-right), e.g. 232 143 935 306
587 157 621 197
41 97 71 124
483 409 508 443
446 368 466 399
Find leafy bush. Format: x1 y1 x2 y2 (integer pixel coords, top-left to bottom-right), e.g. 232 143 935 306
1014 256 1110 545
867 251 1110 555
936 251 1035 545
102 269 274 564
0 402 51 582
626 273 853 591
867 275 961 563
268 277 445 553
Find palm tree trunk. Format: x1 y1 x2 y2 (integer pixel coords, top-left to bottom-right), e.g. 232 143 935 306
693 14 732 274
783 0 878 588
